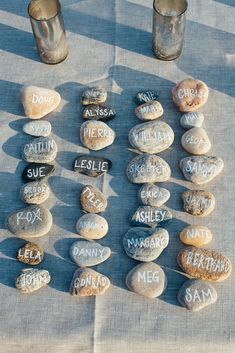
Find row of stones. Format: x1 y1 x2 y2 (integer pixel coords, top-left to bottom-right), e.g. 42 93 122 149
9 85 62 293
174 79 231 311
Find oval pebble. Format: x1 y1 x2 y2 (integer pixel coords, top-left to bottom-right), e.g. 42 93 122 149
180 112 204 130
81 87 107 105
126 154 171 184
180 225 212 247
70 268 110 296
135 101 164 121
23 120 52 137
131 206 172 227
129 121 174 154
22 163 55 182
20 181 50 205
76 213 108 239
70 240 111 267
73 155 112 177
181 128 211 155
136 90 159 104
16 268 51 293
177 247 232 282
123 227 169 262
83 105 116 121
182 190 215 216
80 185 108 213
126 262 167 298
21 137 57 163
80 120 115 151
17 242 44 265
138 183 170 207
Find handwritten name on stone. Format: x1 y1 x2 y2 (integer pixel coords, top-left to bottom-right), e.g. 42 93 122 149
76 213 108 239
136 90 159 104
20 181 50 204
17 242 44 265
83 105 116 121
180 112 204 130
16 269 51 293
181 128 211 155
182 190 215 216
131 206 172 227
180 225 212 247
70 240 111 267
80 185 108 213
22 137 57 163
81 87 107 105
80 121 115 151
70 268 110 296
23 120 52 137
22 163 55 182
135 101 164 121
73 155 111 177
138 183 170 207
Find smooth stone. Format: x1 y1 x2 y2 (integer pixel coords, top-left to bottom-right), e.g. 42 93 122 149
83 105 116 121
138 183 170 207
180 225 213 247
73 155 112 177
80 121 115 151
126 262 167 298
21 137 57 163
80 185 108 213
76 213 108 239
180 156 224 185
131 206 172 228
23 120 52 137
22 163 55 182
177 279 217 311
123 227 169 262
181 128 211 155
16 268 51 293
180 112 204 130
182 190 215 216
135 101 163 121
17 242 44 265
126 154 171 184
81 87 107 105
177 247 232 282
21 86 61 119
70 268 110 296
136 91 159 104
172 79 209 112
6 205 53 238
129 121 174 154
70 240 111 267
20 181 50 205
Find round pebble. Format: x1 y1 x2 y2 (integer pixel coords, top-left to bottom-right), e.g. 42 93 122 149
80 185 108 213
80 120 115 151
17 242 44 265
182 190 215 216
81 87 107 105
180 112 204 130
16 268 51 293
76 213 108 239
135 101 164 121
181 128 211 155
138 183 170 207
70 268 110 296
23 120 52 137
21 137 57 163
73 155 112 177
20 181 50 205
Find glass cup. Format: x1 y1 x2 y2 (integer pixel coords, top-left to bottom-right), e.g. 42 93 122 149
152 0 188 61
28 0 68 64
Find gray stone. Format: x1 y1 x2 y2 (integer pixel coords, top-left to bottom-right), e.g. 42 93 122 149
21 137 57 163
177 247 232 282
80 185 108 213
135 101 164 121
70 240 111 267
20 181 50 204
80 121 115 151
6 205 53 237
126 262 167 298
123 227 169 262
177 280 218 311
76 213 108 239
70 268 110 296
180 156 224 185
181 128 211 155
16 268 51 293
81 87 107 105
126 154 171 184
138 183 170 207
136 90 159 104
182 190 215 216
131 206 172 227
129 121 174 154
23 120 52 137
180 112 204 130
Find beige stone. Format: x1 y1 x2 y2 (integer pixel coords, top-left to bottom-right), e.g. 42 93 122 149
180 225 212 247
181 128 211 155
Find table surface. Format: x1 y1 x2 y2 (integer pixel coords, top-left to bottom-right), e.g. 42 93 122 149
0 0 235 352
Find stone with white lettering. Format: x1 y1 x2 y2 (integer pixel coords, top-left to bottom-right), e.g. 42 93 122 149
180 156 224 185
70 240 111 267
126 154 171 184
138 183 170 207
76 213 108 239
81 87 107 105
182 190 215 216
172 79 209 112
181 128 211 155
126 262 167 298
177 247 232 282
70 268 110 296
177 280 217 311
80 121 115 151
21 137 57 163
20 181 50 205
131 206 172 228
136 91 159 104
21 86 61 119
129 121 174 153
83 105 116 121
135 101 163 121
23 120 52 137
22 163 55 182
6 205 53 238
123 227 169 262
17 242 44 265
73 155 111 177
180 112 204 130
16 268 51 293
80 185 108 213
180 225 212 247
